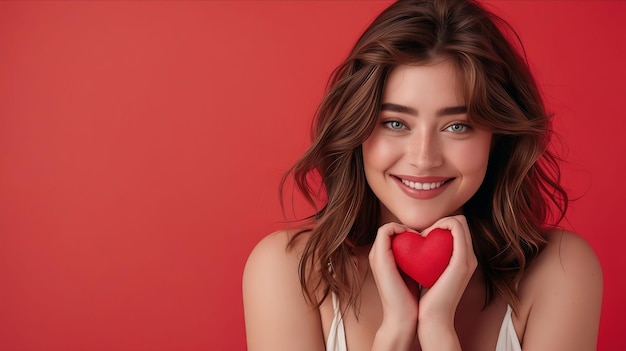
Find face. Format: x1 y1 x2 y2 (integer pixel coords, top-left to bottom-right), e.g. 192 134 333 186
362 61 493 231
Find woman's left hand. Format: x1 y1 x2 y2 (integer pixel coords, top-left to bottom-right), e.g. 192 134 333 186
416 215 477 349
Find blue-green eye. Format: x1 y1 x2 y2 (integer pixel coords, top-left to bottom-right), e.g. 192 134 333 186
445 123 469 133
385 121 405 130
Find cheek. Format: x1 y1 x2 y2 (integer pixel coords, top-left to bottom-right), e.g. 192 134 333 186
453 137 492 178
362 135 400 170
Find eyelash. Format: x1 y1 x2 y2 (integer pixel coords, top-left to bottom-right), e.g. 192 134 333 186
383 120 406 130
444 123 472 133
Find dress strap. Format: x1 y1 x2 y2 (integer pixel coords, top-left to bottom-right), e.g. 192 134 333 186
326 291 347 351
495 305 522 351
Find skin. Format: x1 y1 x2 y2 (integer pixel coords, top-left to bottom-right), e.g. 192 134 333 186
242 61 603 350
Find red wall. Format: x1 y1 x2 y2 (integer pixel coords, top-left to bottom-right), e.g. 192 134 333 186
1 1 624 350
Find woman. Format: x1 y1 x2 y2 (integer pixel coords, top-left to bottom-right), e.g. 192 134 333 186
243 0 603 350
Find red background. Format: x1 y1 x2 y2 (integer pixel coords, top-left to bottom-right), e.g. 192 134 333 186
1 1 624 350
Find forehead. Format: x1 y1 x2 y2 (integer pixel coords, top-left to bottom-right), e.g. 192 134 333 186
383 61 465 106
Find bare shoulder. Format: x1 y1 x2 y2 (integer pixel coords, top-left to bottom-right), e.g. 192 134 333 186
517 229 603 350
244 229 307 269
242 229 324 351
527 229 602 287
243 229 313 290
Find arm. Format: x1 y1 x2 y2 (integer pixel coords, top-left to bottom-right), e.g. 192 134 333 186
520 230 603 351
242 231 325 351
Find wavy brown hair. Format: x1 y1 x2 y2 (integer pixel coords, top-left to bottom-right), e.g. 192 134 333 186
280 0 568 314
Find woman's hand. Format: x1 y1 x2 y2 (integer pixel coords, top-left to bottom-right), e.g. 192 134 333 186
417 215 477 350
369 216 476 350
369 222 420 349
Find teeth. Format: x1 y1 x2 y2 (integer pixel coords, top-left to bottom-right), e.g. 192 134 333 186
401 179 444 190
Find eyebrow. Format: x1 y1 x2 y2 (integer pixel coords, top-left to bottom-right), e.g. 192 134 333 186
380 103 467 117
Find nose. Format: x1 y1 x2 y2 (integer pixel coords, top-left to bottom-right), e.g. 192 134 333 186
407 129 443 170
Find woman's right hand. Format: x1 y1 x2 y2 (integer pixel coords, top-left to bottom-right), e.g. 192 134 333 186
368 222 420 349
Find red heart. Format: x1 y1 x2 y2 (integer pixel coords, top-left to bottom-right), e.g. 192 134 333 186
391 228 453 288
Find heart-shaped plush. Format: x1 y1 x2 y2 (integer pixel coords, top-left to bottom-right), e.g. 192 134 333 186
391 228 453 288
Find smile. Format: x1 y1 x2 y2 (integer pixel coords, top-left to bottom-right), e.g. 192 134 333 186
393 176 453 200
400 179 445 190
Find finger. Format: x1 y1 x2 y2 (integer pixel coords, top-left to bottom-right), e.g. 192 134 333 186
379 221 417 237
423 217 466 255
449 215 477 266
422 215 476 271
431 216 471 250
369 222 413 257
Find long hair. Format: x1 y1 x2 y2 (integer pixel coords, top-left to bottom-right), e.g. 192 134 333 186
280 0 568 314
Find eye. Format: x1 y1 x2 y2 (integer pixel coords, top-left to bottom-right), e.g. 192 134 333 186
445 123 470 133
384 120 406 130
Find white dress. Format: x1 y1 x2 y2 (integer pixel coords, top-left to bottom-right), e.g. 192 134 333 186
326 292 521 351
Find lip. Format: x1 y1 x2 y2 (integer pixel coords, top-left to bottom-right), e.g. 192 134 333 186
392 175 453 200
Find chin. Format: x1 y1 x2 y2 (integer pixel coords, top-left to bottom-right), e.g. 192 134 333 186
390 207 460 232
379 202 460 232
401 219 437 232
389 212 440 232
